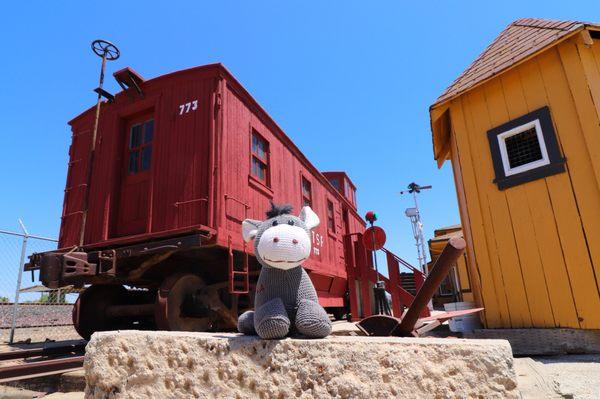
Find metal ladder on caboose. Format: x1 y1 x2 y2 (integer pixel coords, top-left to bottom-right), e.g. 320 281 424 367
228 236 249 294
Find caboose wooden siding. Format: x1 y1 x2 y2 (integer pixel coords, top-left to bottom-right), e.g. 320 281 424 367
62 67 217 247
430 19 600 329
59 63 364 306
219 83 362 278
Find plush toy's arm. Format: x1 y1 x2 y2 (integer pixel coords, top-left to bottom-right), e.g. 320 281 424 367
296 267 319 302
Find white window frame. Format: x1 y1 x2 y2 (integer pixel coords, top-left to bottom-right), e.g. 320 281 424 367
497 119 550 177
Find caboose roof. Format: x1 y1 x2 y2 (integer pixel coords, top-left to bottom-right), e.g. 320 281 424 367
429 17 600 166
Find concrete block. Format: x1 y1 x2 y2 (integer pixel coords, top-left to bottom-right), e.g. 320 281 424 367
84 331 518 399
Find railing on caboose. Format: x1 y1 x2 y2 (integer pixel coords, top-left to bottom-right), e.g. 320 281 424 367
343 232 429 320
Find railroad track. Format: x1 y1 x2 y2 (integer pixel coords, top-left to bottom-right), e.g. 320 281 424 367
0 342 86 382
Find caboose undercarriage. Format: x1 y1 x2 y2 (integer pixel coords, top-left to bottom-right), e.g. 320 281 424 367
25 231 261 340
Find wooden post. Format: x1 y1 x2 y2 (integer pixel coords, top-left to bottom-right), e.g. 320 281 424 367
397 237 466 335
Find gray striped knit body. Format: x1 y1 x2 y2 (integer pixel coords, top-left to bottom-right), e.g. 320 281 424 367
238 265 331 339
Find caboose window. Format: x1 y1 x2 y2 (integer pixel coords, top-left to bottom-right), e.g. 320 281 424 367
301 176 312 207
328 177 341 191
128 119 154 174
487 107 565 190
327 200 335 232
251 131 270 185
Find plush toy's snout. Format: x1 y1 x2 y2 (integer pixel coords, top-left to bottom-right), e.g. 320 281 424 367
257 224 311 269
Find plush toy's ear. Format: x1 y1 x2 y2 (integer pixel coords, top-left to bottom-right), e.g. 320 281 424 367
299 206 320 230
242 219 261 242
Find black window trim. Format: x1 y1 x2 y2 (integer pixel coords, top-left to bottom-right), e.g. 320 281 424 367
487 106 565 190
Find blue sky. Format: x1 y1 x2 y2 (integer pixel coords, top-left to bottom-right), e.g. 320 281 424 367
0 1 597 270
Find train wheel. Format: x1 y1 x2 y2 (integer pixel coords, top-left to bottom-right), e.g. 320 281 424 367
72 285 129 340
155 273 212 331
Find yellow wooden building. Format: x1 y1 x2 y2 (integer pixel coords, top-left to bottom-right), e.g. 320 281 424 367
428 225 474 305
429 18 600 329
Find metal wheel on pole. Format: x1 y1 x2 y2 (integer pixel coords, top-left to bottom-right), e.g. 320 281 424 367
78 40 120 246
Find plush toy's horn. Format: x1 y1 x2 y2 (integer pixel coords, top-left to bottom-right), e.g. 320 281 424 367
299 206 320 230
242 219 261 242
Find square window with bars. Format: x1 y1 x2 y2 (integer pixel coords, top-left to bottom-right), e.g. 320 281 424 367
251 131 269 185
487 106 565 190
504 127 543 169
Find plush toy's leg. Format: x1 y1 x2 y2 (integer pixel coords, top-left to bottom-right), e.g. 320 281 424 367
295 299 332 338
254 298 290 339
237 310 256 335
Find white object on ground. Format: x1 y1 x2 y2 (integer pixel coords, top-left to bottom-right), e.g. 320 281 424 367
443 301 482 332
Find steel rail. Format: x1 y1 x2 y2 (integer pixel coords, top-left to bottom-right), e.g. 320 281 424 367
0 343 85 361
0 323 75 330
0 355 84 382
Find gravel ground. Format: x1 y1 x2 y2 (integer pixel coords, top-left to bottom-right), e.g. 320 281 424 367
0 304 72 328
0 304 76 343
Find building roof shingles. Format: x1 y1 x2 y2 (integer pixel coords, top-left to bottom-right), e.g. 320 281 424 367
432 18 599 107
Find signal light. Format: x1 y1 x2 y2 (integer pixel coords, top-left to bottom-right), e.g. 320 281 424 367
365 211 377 224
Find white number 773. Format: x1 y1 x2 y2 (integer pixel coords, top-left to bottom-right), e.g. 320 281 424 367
178 100 199 115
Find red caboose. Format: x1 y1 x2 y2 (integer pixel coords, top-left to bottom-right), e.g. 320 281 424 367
27 63 365 339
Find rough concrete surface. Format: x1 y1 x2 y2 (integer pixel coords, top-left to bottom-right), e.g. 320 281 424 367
84 330 518 399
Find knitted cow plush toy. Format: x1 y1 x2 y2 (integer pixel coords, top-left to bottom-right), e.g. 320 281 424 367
237 203 332 339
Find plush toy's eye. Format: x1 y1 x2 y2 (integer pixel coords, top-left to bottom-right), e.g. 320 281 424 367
288 220 294 226
272 220 278 226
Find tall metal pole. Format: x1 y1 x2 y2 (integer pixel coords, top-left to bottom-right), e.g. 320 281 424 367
401 183 431 275
9 220 29 344
411 190 428 275
79 40 120 246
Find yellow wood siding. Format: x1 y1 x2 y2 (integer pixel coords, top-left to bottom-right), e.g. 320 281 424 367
441 36 600 329
449 133 483 308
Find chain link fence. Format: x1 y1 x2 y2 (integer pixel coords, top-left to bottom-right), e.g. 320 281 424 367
0 223 81 344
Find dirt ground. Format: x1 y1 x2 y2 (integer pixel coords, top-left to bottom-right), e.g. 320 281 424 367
515 354 600 399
